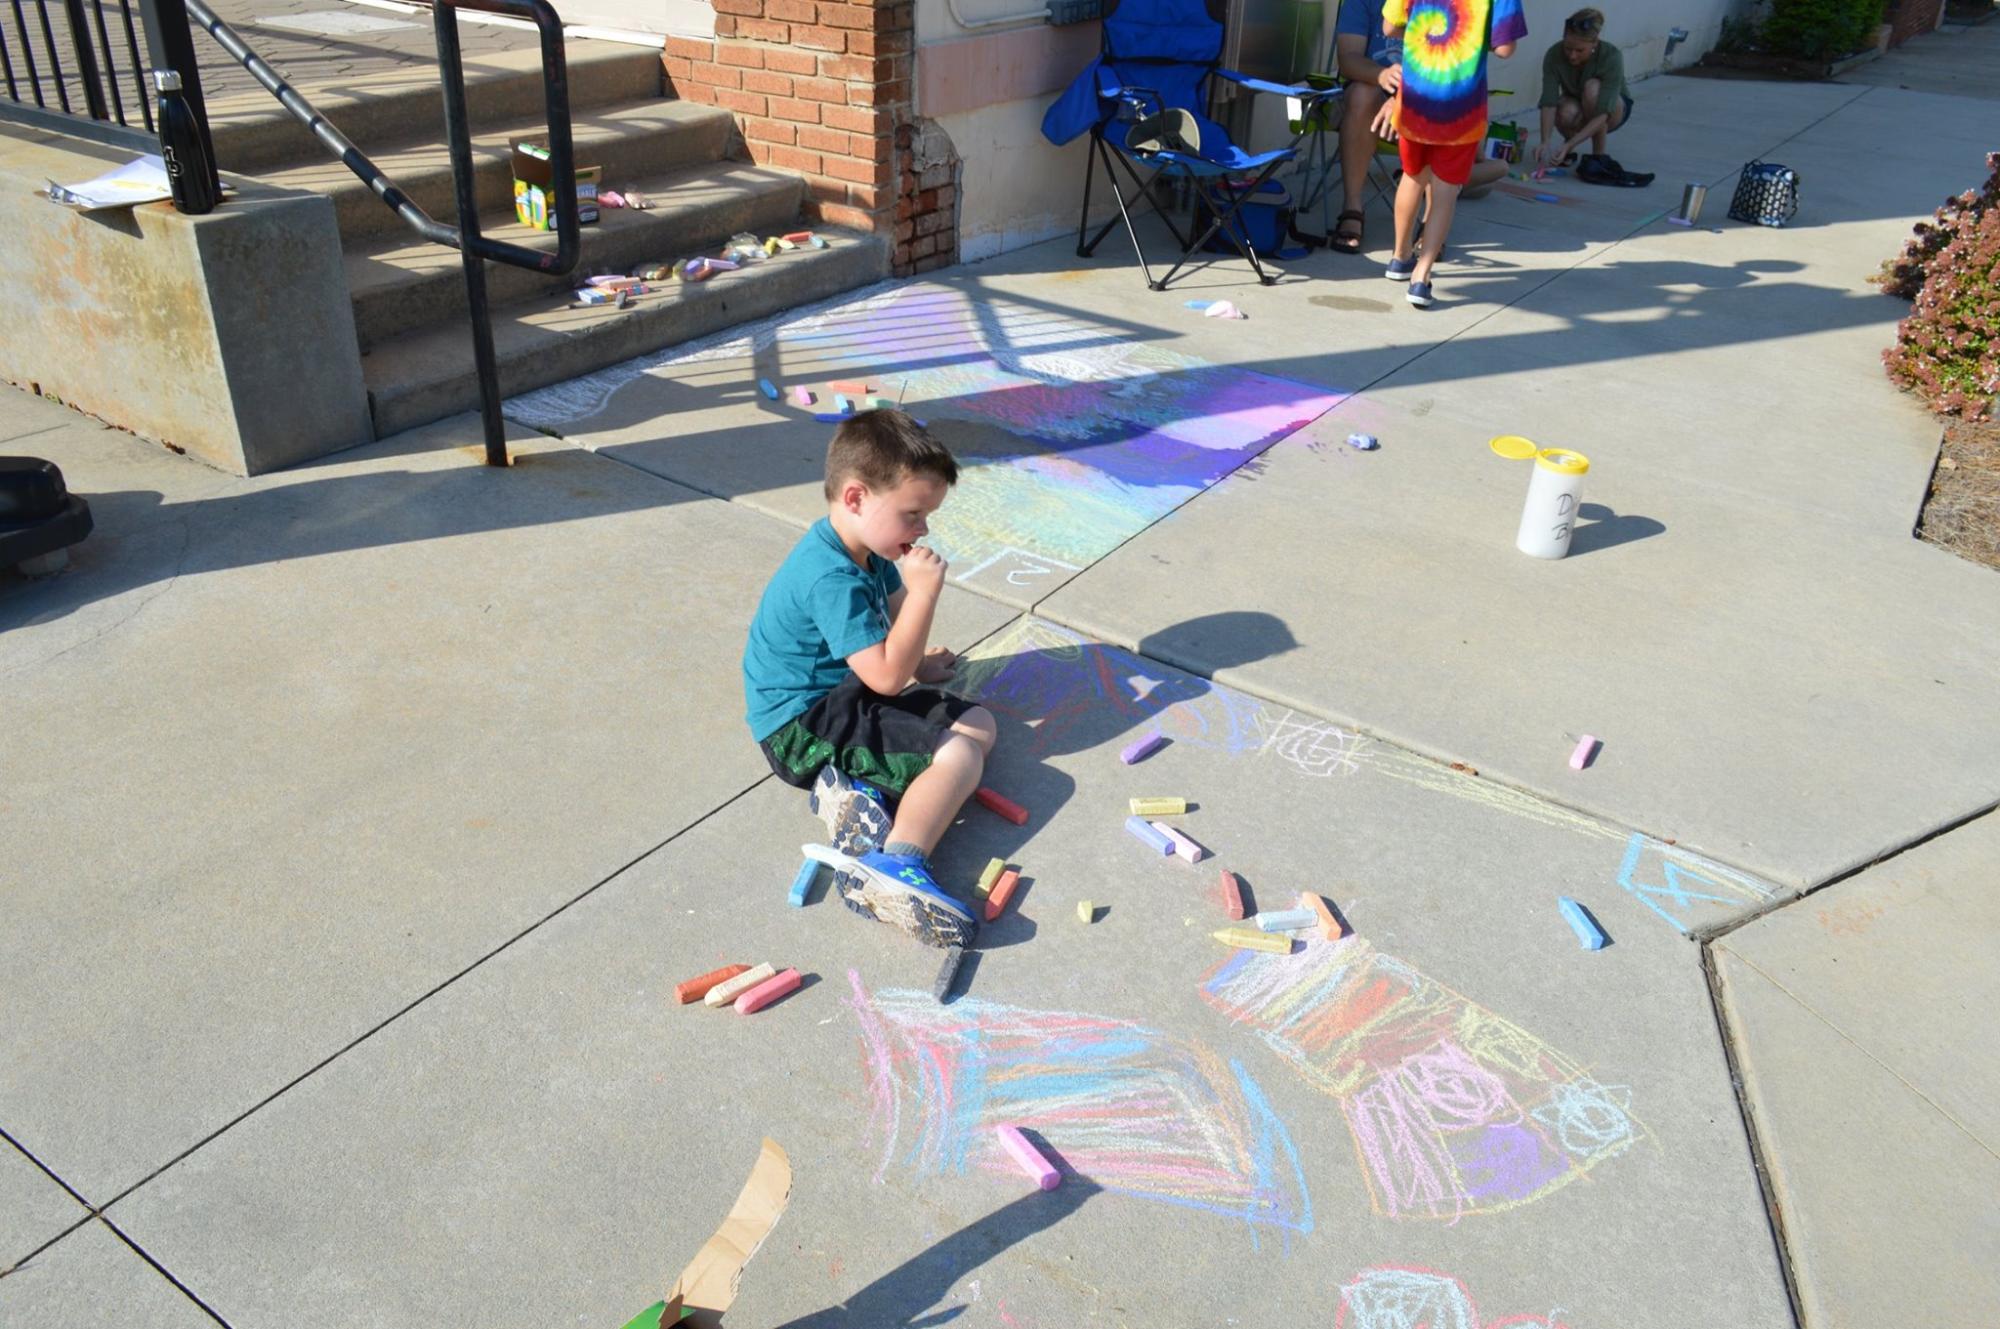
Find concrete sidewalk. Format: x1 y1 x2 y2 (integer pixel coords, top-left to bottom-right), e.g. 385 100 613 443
5 25 2000 1329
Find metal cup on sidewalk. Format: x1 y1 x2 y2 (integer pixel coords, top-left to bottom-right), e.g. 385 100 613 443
1675 182 1708 224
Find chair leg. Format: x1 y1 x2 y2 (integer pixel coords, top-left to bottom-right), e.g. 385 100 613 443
1093 138 1163 288
1076 130 1099 256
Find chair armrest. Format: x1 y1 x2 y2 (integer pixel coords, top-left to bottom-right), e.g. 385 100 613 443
1215 69 1335 100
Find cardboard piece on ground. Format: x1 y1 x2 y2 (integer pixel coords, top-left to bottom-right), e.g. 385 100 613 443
662 1137 792 1327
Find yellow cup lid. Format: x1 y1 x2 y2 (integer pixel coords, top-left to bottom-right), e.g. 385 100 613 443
1536 448 1589 475
1489 434 1538 460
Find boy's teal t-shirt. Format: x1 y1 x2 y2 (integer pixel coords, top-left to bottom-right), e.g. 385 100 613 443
743 517 904 741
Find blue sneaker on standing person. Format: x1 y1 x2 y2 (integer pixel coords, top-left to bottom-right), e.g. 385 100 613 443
743 409 999 946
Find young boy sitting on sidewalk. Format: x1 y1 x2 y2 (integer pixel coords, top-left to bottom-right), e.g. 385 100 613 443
742 409 996 948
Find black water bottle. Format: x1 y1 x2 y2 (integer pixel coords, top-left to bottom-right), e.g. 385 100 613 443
153 69 218 216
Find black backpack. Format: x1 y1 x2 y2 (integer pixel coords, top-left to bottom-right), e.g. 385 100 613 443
1728 160 1800 227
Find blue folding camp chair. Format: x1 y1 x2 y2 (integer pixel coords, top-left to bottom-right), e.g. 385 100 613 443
1041 0 1337 291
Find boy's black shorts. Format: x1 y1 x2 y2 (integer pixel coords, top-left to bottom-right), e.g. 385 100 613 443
760 675 980 795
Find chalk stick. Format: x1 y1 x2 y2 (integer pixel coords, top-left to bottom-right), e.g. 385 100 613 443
1129 797 1186 817
791 386 815 406
705 962 776 1007
763 237 782 256
864 397 895 411
995 1124 1061 1191
1150 820 1206 863
1253 906 1317 933
1301 891 1348 940
782 230 814 244
707 257 741 271
1183 299 1212 310
1558 897 1608 950
758 378 779 400
1125 816 1174 854
834 395 853 413
1535 193 1560 203
1212 927 1294 955
1346 432 1379 451
984 869 1021 922
1120 732 1167 764
734 967 802 1014
975 857 1006 897
1569 736 1599 770
674 963 750 1004
813 413 848 423
933 945 966 1002
1666 215 1693 227
788 858 817 908
1077 900 1095 923
1219 869 1246 920
975 787 1029 825
809 236 829 248
829 379 872 395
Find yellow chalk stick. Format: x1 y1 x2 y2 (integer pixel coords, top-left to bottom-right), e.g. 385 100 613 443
976 857 1006 897
1077 900 1095 923
1211 927 1294 955
1129 797 1187 816
704 962 776 1007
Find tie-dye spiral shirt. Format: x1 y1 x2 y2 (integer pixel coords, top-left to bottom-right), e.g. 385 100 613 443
1380 0 1528 146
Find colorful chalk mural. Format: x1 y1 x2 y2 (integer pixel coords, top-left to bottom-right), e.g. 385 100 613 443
505 282 1343 595
846 972 1312 1243
1336 1266 1573 1329
1200 938 1642 1222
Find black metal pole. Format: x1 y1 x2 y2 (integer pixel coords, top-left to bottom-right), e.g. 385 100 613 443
434 0 507 467
61 0 108 120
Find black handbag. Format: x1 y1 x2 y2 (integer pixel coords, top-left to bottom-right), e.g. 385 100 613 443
1728 160 1800 227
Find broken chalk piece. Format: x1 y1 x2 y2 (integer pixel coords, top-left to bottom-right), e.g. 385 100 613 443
1219 869 1246 920
1149 820 1206 863
791 386 814 407
758 379 779 400
996 1124 1062 1191
975 857 1006 897
1077 900 1095 923
834 395 853 413
1183 299 1213 311
984 869 1021 922
1569 735 1599 770
1129 797 1187 817
809 236 829 248
1203 300 1245 319
1120 731 1167 764
1212 926 1294 955
614 289 632 309
788 858 817 907
933 945 966 1002
1558 896 1609 950
864 397 895 411
675 963 751 1004
705 962 776 1007
1301 891 1348 940
1666 216 1693 227
1346 433 1379 451
763 237 782 256
975 787 1029 825
1126 815 1174 854
1253 906 1317 933
599 189 626 208
735 967 803 1014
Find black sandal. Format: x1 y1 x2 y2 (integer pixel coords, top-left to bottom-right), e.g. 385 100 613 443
1331 209 1365 254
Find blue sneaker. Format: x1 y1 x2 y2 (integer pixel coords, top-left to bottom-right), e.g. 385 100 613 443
804 844 977 949
1406 280 1436 308
1384 255 1416 282
808 765 891 856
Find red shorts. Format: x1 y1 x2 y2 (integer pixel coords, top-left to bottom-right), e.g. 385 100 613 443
1398 137 1479 187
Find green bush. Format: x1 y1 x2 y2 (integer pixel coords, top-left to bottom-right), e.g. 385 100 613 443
1761 0 1885 60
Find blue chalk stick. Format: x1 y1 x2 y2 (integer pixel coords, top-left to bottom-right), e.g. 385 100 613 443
834 394 853 413
1535 193 1561 203
1125 816 1174 854
1557 896 1608 950
813 413 846 423
789 859 818 907
1183 299 1213 310
758 378 778 400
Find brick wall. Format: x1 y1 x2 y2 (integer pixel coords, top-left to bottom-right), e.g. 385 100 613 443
1886 0 1944 47
663 0 960 275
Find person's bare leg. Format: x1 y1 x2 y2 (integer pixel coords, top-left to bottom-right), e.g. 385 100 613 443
1460 156 1507 199
1552 98 1581 160
1392 168 1426 262
885 706 995 857
1581 78 1607 155
1338 83 1385 243
1412 179 1459 284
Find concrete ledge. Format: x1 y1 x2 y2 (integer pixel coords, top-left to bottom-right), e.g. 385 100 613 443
0 129 371 475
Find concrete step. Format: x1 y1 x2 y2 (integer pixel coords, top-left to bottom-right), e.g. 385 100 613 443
208 42 665 177
252 98 737 243
362 229 890 439
345 161 804 352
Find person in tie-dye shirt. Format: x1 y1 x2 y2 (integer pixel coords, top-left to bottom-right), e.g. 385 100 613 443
1378 0 1527 307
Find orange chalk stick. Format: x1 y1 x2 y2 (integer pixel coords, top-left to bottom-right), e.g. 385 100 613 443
734 967 803 1015
829 379 873 395
984 869 1022 922
675 963 751 1004
976 787 1029 825
1301 891 1348 940
1219 869 1245 920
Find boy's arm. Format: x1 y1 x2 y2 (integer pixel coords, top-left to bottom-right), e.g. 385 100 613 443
887 586 906 621
844 547 945 695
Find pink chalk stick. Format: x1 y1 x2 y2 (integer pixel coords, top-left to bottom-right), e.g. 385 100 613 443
1149 820 1206 863
1569 736 1599 770
1219 869 1245 920
995 1124 1061 1191
734 968 802 1014
1120 731 1167 764
791 386 814 406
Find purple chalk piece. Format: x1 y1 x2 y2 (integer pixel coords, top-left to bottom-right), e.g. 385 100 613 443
1125 816 1174 854
1120 732 1167 765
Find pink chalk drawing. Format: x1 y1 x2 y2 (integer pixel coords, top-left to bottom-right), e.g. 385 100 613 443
846 972 1312 1243
1336 1266 1573 1329
1200 938 1642 1222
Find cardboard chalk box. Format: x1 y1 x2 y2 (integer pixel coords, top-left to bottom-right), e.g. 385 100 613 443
511 140 600 230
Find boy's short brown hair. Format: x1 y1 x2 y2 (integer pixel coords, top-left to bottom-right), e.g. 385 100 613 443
823 409 959 499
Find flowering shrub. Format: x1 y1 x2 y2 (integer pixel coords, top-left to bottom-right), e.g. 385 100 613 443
1876 152 2000 299
1883 199 2000 419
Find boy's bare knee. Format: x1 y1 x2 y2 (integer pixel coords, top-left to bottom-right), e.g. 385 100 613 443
954 706 998 754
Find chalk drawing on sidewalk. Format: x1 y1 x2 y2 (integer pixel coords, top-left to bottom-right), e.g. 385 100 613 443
1614 833 1780 934
1336 1266 1572 1329
1200 938 1643 1222
846 972 1313 1243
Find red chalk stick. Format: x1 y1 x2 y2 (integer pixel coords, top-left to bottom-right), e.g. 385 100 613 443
1301 891 1348 940
1219 869 1245 920
675 963 750 1004
984 869 1022 922
975 787 1029 825
734 968 803 1015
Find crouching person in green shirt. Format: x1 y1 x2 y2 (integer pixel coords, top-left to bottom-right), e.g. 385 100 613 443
1535 7 1630 168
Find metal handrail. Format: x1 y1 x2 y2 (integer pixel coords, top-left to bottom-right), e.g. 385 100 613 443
181 0 578 464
